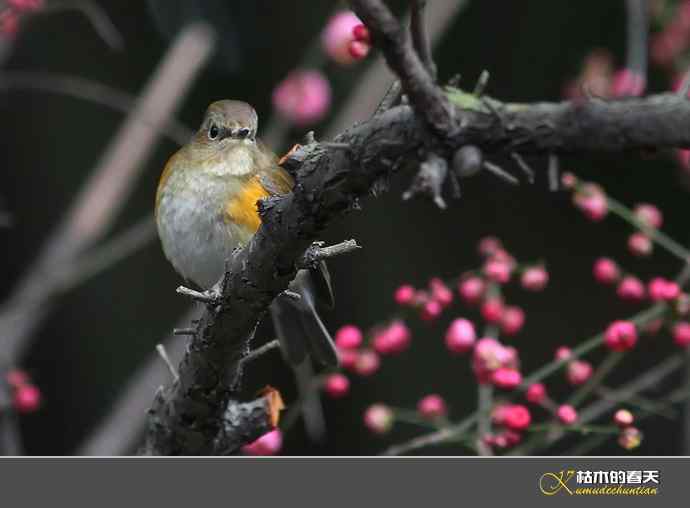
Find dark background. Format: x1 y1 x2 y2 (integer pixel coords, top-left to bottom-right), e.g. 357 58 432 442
1 0 688 455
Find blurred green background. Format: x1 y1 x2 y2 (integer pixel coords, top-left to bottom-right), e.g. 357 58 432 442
1 0 688 455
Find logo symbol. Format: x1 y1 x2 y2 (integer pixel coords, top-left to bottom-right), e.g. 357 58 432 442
539 470 575 496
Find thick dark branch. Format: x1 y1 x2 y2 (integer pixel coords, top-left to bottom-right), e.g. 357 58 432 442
350 0 454 135
143 90 690 454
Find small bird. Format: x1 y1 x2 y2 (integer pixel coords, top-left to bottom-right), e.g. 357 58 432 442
155 100 338 369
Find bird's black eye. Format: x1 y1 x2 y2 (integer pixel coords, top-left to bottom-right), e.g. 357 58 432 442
208 124 220 140
237 128 251 139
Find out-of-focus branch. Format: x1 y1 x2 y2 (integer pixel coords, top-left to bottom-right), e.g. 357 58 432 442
410 0 435 79
625 0 648 80
349 0 454 135
41 0 124 50
0 23 215 362
0 71 193 145
326 0 468 138
77 308 195 456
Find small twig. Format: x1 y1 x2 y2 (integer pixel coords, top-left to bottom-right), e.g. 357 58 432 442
281 290 302 301
0 72 192 145
176 286 219 304
373 80 402 116
624 0 648 86
41 0 125 50
483 161 519 186
402 153 449 208
410 0 436 79
298 239 361 270
548 154 560 191
476 384 493 456
240 340 281 366
510 152 535 184
381 415 477 456
156 344 179 382
173 327 196 336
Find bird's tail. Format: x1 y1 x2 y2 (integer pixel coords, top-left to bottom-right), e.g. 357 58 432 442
269 264 338 442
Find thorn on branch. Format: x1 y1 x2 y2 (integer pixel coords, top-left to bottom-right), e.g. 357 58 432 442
240 340 281 366
447 74 462 88
156 344 179 382
176 285 220 305
304 131 316 145
402 153 449 209
281 290 302 301
548 154 560 192
511 152 536 184
373 80 402 116
474 70 490 97
483 161 520 186
298 239 361 270
173 327 196 336
319 142 352 152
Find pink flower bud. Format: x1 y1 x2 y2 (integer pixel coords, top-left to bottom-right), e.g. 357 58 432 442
478 236 503 257
673 321 690 348
242 429 283 455
429 278 453 307
0 10 19 39
272 70 331 126
417 394 447 419
526 383 547 404
500 306 525 336
484 258 512 284
458 276 485 304
633 203 663 229
420 299 443 321
334 324 363 350
611 68 646 97
521 266 549 291
352 24 370 43
618 426 642 450
323 373 350 398
491 367 522 390
502 404 531 431
13 384 41 413
481 298 504 323
617 276 646 301
321 11 364 65
561 172 578 189
364 404 394 434
8 0 44 12
373 321 411 355
613 409 634 428
555 346 572 361
566 360 593 386
394 284 416 305
556 404 578 425
338 348 359 371
347 40 370 60
604 320 638 352
593 257 620 284
354 349 380 376
6 369 29 387
648 277 680 301
573 183 608 221
445 318 476 354
628 232 653 257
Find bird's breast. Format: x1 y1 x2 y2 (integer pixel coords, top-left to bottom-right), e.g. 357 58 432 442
155 159 256 289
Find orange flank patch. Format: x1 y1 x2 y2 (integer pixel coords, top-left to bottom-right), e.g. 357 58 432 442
224 176 271 233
